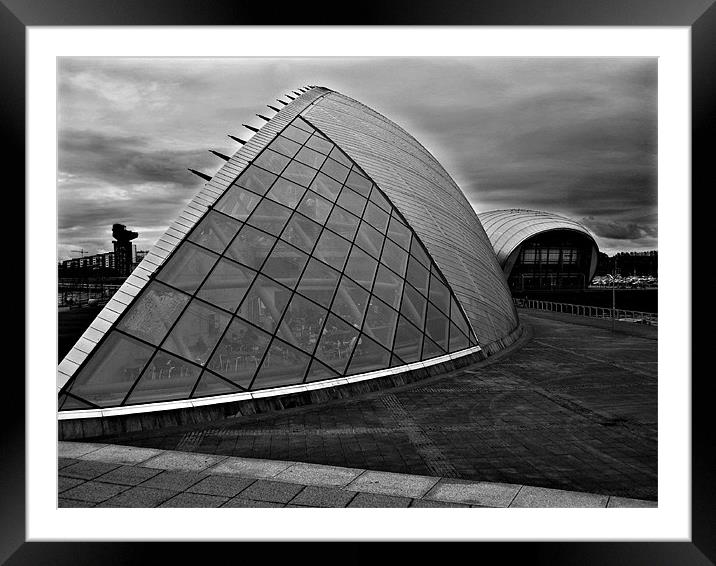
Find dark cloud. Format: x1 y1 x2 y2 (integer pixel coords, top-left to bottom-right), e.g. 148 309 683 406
57 57 657 258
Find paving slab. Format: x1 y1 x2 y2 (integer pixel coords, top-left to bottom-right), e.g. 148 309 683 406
61 481 129 504
346 471 440 499
140 451 226 472
510 486 609 508
409 499 470 508
347 492 412 508
140 471 207 492
59 497 95 508
58 476 85 493
289 486 356 508
274 463 365 488
607 496 657 508
210 456 293 479
159 492 230 508
425 479 521 507
222 498 284 508
97 486 179 508
81 444 163 465
60 461 121 481
58 442 108 459
238 480 304 504
95 465 163 486
58 457 79 470
186 475 255 498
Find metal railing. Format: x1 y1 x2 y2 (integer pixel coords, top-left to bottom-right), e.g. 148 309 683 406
514 298 658 326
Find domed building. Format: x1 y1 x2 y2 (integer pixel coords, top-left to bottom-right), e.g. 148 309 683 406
57 86 522 437
478 209 600 291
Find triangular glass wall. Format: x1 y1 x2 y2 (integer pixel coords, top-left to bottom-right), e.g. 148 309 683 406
59 115 478 408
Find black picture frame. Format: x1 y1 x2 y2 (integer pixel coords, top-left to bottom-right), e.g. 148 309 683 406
6 1 708 563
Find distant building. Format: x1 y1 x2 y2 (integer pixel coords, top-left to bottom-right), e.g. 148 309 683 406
478 209 599 291
58 227 147 278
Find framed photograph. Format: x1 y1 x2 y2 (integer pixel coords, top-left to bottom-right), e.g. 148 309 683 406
9 0 708 563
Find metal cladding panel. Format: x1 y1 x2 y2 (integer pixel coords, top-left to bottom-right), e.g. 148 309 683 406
478 209 600 268
301 92 518 347
57 86 330 391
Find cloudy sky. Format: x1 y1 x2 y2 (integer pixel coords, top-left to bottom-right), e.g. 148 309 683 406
57 57 657 259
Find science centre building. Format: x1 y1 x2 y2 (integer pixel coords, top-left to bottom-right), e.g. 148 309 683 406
57 86 523 438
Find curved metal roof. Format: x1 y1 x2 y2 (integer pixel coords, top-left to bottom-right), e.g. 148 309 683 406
302 90 519 348
478 209 599 268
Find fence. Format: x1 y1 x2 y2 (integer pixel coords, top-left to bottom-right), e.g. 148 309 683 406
514 298 658 326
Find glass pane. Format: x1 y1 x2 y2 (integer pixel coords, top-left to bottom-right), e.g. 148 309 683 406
260 241 309 289
296 191 332 224
329 146 352 168
157 242 218 294
372 264 404 309
304 359 339 383
215 184 262 221
422 335 445 360
192 371 242 398
345 335 391 376
235 164 277 196
197 258 255 313
428 270 451 315
425 302 449 351
282 160 318 187
293 117 315 134
363 297 399 348
251 339 311 389
345 169 372 197
309 172 342 202
206 317 271 388
343 246 378 291
295 258 340 309
369 186 391 212
282 124 311 144
314 314 360 374
60 394 95 411
118 281 190 346
401 284 427 328
188 211 241 254
391 316 422 364
380 238 409 278
265 177 306 209
225 224 276 269
330 276 369 329
448 323 470 352
325 206 360 240
336 187 366 217
363 201 389 233
450 296 472 338
313 229 351 271
410 237 431 268
268 135 301 158
320 157 350 184
354 221 384 259
405 254 430 295
124 351 201 405
162 299 231 366
390 354 406 368
277 294 327 354
280 213 322 254
246 198 292 236
65 332 154 408
305 134 333 155
387 215 412 250
254 148 290 175
237 274 292 333
295 146 327 170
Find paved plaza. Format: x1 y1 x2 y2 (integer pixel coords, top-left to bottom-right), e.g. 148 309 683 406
66 309 658 504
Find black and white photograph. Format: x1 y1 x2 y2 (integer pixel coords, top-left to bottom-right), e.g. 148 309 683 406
55 56 660 511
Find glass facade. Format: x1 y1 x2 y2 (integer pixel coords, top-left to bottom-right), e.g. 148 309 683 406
60 115 477 409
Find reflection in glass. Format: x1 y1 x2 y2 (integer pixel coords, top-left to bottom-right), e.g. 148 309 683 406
344 246 378 290
246 198 292 236
235 165 277 196
380 238 409 278
118 281 190 346
326 206 360 240
67 332 154 407
215 184 262 221
405 254 430 295
410 237 431 268
124 351 202 405
260 242 309 290
226 224 276 269
448 323 470 352
425 302 449 350
401 284 427 328
336 187 366 217
282 160 318 187
372 264 403 309
345 170 372 197
207 317 271 388
254 149 290 174
422 335 445 359
295 258 340 309
314 313 359 373
304 359 339 382
428 270 451 314
305 134 333 155
313 229 351 271
363 297 399 347
328 146 352 168
296 191 332 224
162 299 231 366
266 178 306 209
310 172 342 202
355 221 384 259
387 215 412 250
156 243 218 294
392 316 423 363
345 335 391 376
197 258 255 313
268 135 302 158
237 274 292 333
450 296 471 339
321 157 350 184
251 339 311 389
280 213 322 253
295 146 327 170
363 201 389 233
277 294 327 354
188 211 241 254
192 371 242 398
369 187 391 212
282 124 311 144
330 276 369 329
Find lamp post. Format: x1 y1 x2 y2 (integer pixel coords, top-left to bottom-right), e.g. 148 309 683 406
612 255 617 332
